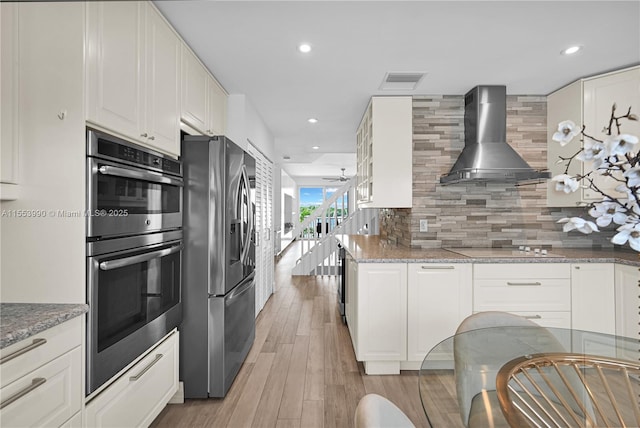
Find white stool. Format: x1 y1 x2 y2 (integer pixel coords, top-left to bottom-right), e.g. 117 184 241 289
354 393 415 428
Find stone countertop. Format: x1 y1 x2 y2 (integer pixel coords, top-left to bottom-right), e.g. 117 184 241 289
1 303 89 349
337 234 640 267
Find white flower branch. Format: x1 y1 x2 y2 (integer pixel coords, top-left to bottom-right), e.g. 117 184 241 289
552 103 640 252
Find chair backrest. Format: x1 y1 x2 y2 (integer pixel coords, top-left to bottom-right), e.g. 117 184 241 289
496 353 640 428
454 312 566 427
354 393 415 428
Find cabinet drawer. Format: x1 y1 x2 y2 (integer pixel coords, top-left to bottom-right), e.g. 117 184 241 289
474 279 571 312
474 263 570 279
494 311 572 329
0 317 82 387
85 331 178 428
0 347 82 427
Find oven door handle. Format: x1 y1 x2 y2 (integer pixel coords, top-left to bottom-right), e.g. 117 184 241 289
99 244 183 271
98 165 183 187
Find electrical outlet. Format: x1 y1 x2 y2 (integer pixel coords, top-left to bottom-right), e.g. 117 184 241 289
419 219 428 232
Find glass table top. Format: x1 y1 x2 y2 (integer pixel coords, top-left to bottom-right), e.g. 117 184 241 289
418 326 640 427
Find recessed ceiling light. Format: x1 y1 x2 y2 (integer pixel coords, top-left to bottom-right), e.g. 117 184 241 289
561 45 582 55
308 118 318 123
298 43 311 53
312 146 320 150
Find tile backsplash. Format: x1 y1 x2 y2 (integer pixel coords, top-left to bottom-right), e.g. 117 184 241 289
379 95 617 249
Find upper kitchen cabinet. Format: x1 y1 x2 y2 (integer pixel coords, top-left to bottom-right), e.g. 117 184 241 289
181 47 227 137
547 66 640 207
86 1 181 157
356 96 412 209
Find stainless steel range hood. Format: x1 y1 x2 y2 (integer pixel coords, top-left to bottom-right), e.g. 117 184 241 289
440 85 550 185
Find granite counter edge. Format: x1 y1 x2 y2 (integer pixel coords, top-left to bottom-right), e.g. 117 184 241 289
350 256 639 267
1 304 89 349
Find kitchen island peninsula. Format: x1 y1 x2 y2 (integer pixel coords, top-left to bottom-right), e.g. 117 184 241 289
337 234 639 374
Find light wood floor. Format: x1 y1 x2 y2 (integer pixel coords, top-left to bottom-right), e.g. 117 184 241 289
150 242 431 427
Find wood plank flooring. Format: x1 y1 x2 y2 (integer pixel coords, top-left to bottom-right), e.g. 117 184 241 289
151 242 431 427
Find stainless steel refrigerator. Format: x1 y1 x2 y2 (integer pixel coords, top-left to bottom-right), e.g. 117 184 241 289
180 135 256 398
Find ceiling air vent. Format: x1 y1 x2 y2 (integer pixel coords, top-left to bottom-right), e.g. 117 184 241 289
379 72 426 90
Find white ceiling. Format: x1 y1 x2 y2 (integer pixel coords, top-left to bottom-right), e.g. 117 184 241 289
155 1 640 184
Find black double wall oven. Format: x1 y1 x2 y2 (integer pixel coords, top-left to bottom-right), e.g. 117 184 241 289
86 129 183 395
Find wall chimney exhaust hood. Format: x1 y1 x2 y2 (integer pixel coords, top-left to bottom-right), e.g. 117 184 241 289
440 85 550 185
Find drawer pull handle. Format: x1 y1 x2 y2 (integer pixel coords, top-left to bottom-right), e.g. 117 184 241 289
129 354 163 382
421 266 455 270
523 315 542 320
0 377 46 409
507 282 542 286
0 338 47 365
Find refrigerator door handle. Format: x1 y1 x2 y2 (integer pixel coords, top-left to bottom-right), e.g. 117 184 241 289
227 272 255 302
239 165 253 264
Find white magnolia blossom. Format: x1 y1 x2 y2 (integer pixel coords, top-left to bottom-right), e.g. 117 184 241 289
553 115 639 253
588 201 629 227
615 185 640 214
552 120 581 146
557 217 599 234
623 166 640 188
607 134 638 156
576 138 608 169
552 174 579 193
611 222 640 252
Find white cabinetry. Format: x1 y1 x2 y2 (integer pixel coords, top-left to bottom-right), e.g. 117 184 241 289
85 330 179 428
0 317 83 427
348 263 407 374
345 254 360 351
356 97 412 208
407 264 472 362
546 80 582 207
86 1 180 157
615 263 640 342
473 264 571 328
1 2 19 199
547 66 640 206
571 263 615 334
181 47 227 137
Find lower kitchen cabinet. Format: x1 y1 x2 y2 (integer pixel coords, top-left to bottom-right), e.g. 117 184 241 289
348 262 407 374
615 263 640 359
571 263 615 335
473 263 572 328
84 330 179 428
407 263 471 362
0 317 83 428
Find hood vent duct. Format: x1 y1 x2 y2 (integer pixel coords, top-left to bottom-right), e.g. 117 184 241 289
440 85 550 185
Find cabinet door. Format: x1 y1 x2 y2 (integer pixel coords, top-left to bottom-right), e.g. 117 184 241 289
207 77 227 136
615 263 640 343
1 2 19 186
546 80 582 207
582 67 640 201
86 1 144 141
181 47 208 134
407 264 472 361
357 263 407 361
144 4 180 156
571 263 615 334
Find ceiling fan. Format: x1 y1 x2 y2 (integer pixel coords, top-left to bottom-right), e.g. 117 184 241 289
322 168 349 182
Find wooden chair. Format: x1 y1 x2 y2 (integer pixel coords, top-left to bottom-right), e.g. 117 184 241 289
496 353 640 427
